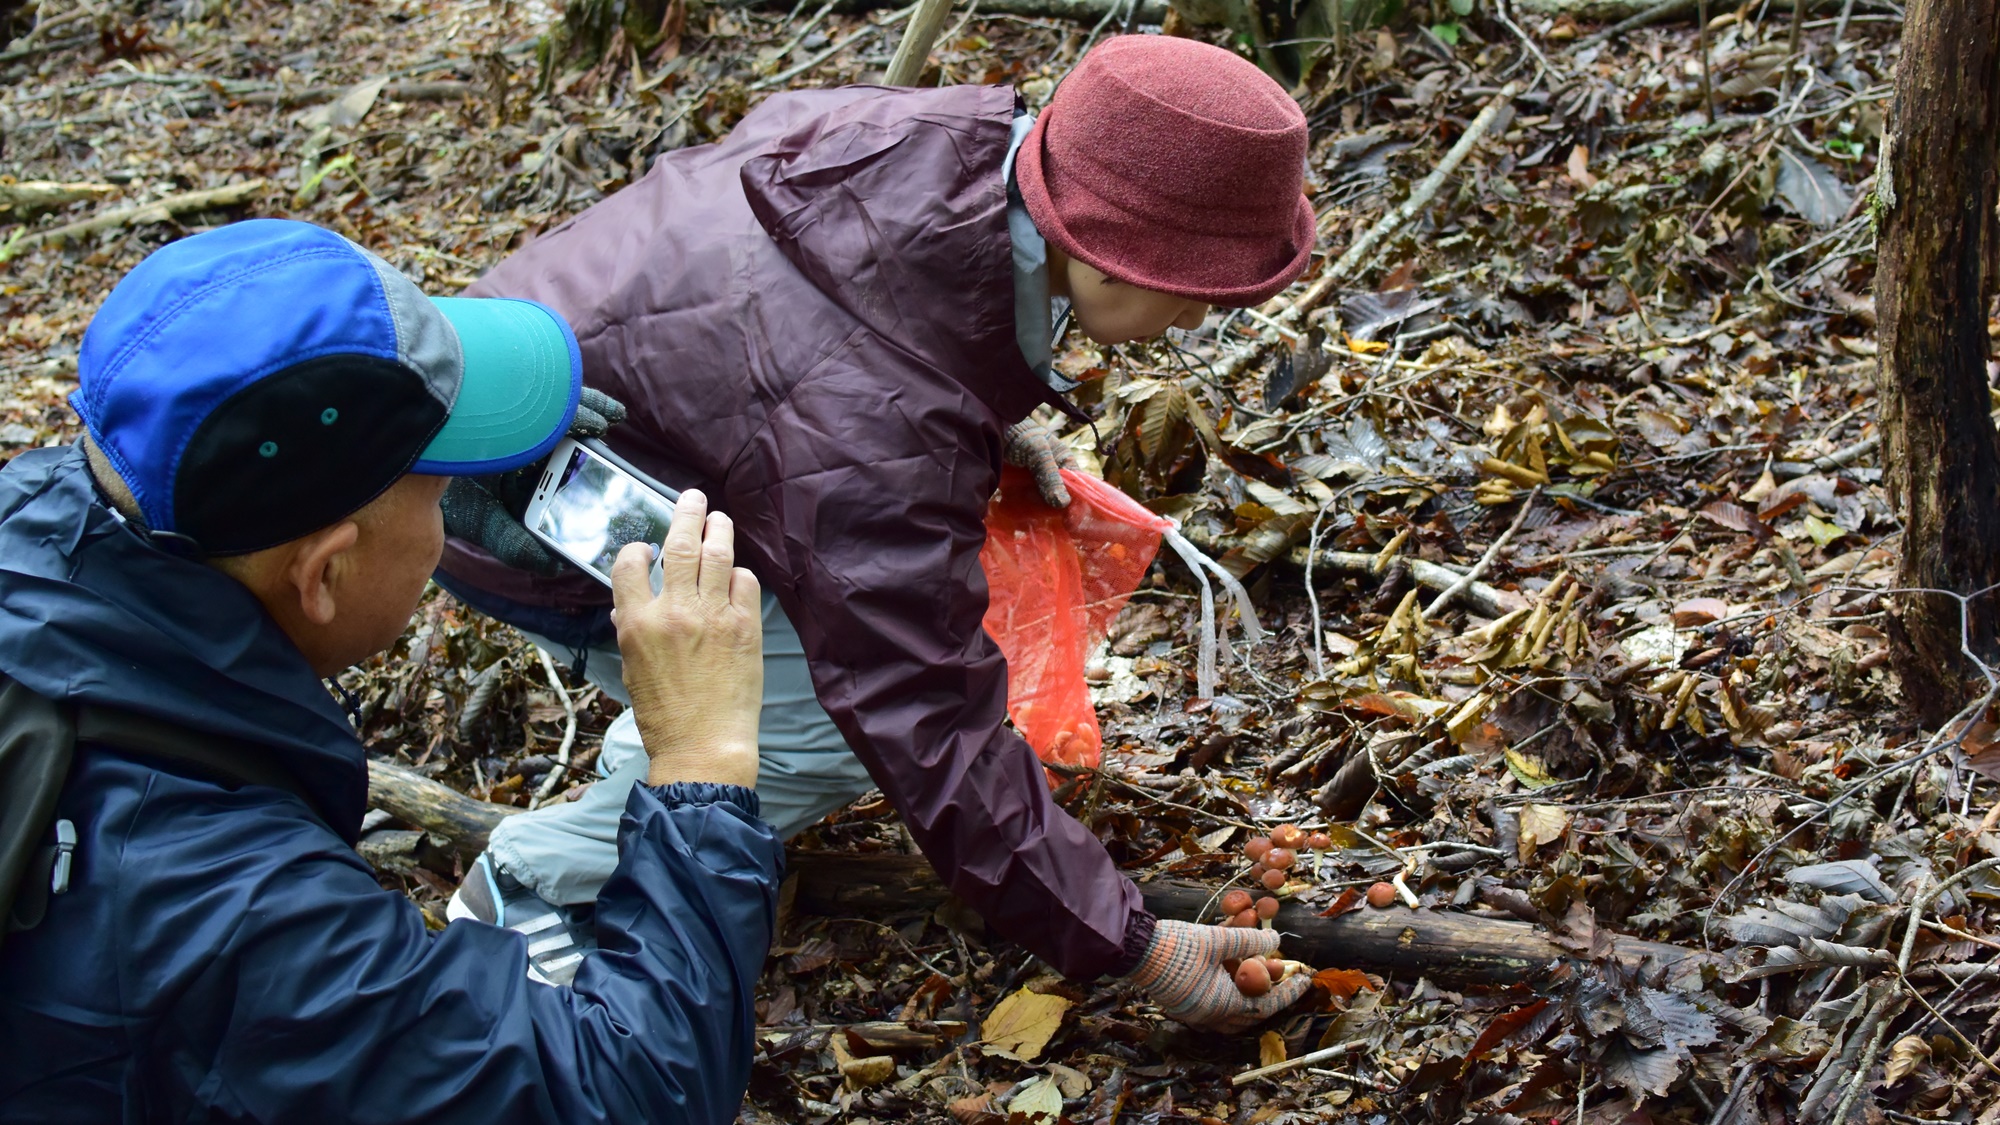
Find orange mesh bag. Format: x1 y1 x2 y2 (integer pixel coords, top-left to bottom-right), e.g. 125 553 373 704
980 466 1172 769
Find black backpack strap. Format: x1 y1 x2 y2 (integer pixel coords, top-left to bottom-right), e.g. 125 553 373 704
74 705 333 831
0 675 76 938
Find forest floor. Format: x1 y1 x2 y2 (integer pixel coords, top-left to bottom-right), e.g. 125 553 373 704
5 0 1991 1121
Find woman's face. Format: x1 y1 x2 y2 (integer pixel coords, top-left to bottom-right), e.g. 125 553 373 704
1057 254 1212 346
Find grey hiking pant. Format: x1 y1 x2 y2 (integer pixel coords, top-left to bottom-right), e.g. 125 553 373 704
485 590 877 906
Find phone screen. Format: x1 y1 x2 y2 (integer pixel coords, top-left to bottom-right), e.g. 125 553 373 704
531 445 675 579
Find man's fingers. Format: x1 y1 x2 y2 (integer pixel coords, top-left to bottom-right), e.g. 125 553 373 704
696 511 737 604
610 540 659 612
729 566 762 613
657 489 709 595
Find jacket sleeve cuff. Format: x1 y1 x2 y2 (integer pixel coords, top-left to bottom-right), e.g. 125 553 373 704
640 781 764 820
1110 909 1158 979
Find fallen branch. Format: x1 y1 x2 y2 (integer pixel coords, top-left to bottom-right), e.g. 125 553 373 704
2 179 266 260
784 852 1726 989
1568 0 1696 49
0 180 118 219
365 758 517 862
1319 84 1519 296
0 31 92 66
1177 524 1527 619
1424 486 1539 620
530 648 580 809
757 1021 968 1049
362 767 1723 987
1221 85 1517 381
225 79 474 108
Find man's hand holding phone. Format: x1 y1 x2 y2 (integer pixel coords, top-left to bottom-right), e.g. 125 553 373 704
611 490 764 790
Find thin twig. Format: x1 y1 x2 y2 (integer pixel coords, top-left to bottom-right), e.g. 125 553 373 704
1425 487 1539 620
1232 1041 1366 1086
530 648 581 808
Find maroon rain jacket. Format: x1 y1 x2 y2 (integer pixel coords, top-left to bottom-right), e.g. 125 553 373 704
440 83 1155 980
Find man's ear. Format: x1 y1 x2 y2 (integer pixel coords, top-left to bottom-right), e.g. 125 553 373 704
284 520 362 627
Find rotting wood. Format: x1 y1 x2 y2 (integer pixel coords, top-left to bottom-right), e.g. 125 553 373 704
366 758 518 861
1 179 266 260
784 852 1726 989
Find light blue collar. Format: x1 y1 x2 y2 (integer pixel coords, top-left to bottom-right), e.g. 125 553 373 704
1002 111 1078 395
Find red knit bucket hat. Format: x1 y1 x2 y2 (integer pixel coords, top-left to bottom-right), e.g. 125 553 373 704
1016 36 1315 308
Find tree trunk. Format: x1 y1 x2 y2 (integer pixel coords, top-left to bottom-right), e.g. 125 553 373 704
1876 0 2000 725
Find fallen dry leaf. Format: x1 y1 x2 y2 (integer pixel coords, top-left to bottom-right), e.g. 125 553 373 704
1259 1030 1287 1067
979 987 1072 1062
1672 597 1729 628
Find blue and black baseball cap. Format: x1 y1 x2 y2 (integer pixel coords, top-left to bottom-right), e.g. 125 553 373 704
71 219 582 556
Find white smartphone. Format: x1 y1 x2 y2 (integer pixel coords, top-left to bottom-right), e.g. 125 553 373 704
522 438 682 587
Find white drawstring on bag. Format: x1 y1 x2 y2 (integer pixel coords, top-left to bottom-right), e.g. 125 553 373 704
1161 523 1264 700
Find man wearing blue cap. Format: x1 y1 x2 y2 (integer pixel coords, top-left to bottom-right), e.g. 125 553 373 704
0 219 782 1124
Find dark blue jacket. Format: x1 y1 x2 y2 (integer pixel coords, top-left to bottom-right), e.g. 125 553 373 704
0 447 784 1124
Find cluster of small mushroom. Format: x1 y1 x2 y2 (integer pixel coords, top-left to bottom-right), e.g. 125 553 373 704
1217 824 1332 928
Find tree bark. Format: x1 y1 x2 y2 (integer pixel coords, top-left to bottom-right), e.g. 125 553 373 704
1876 0 2000 724
784 852 1723 989
365 759 518 861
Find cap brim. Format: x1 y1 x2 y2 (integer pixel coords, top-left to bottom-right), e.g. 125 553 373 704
411 297 582 476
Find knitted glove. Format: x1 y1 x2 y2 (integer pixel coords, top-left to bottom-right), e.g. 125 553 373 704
1003 419 1077 509
569 387 627 438
1125 920 1314 1033
440 388 629 574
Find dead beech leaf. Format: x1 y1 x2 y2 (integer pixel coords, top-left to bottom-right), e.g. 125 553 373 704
1672 598 1729 628
1318 887 1365 918
1258 1030 1287 1068
1700 500 1761 533
1741 467 1778 504
1631 409 1686 449
979 988 1072 1062
830 1035 896 1090
1518 803 1571 860
1504 747 1560 789
1312 967 1376 1003
1883 1035 1931 1085
1463 998 1551 1071
1961 722 2000 782
1566 144 1597 189
947 1093 997 1125
1008 1076 1065 1121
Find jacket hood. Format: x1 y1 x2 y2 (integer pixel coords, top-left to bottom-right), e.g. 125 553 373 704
0 447 367 840
739 84 1069 425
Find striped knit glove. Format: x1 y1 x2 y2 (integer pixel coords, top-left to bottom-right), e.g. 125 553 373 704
1003 419 1077 508
1126 920 1315 1033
